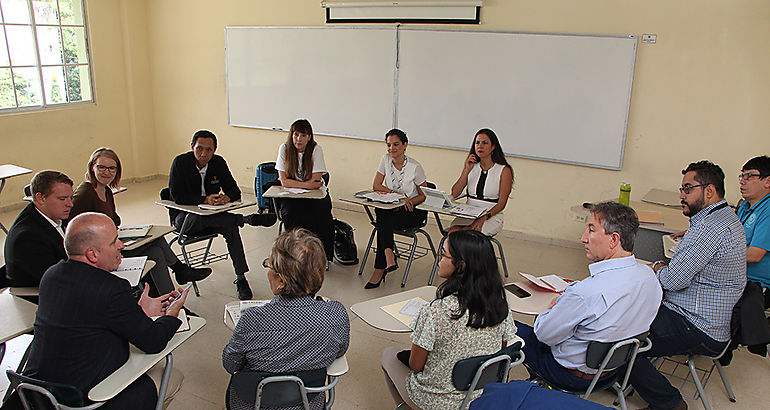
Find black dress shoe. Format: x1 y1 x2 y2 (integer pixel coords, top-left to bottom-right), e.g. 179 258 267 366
174 266 212 285
235 278 253 300
244 213 278 227
384 263 399 274
365 271 388 289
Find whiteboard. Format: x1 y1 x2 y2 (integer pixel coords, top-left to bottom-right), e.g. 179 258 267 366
226 27 396 139
396 29 637 169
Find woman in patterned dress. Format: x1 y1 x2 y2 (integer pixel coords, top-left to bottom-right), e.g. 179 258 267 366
380 230 522 409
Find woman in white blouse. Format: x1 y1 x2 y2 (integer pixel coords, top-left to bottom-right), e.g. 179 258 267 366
275 119 335 261
366 129 428 289
449 128 513 236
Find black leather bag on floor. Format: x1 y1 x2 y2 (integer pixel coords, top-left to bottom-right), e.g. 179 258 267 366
333 219 359 265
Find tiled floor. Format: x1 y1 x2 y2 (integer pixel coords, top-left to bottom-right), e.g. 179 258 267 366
1 178 768 409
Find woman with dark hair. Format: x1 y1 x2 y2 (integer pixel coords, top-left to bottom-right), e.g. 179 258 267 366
223 228 350 410
380 230 520 409
275 119 335 262
449 128 514 236
68 148 211 294
365 128 428 289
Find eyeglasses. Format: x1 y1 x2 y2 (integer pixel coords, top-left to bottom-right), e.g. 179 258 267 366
262 258 275 271
738 172 763 181
439 249 455 261
95 165 117 173
679 183 708 194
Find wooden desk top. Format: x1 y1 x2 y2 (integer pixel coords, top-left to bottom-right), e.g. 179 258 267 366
88 316 206 402
263 186 326 199
122 225 175 251
339 193 404 210
505 280 559 316
155 198 256 216
350 286 437 332
0 164 32 180
571 199 688 233
0 294 37 343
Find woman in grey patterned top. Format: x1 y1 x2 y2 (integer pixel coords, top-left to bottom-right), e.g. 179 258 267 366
381 230 522 409
222 228 350 410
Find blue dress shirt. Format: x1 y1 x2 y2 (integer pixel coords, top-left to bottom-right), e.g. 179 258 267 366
737 193 770 287
534 255 662 373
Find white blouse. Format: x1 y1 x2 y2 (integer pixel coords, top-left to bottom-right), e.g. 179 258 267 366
377 154 427 199
466 162 505 207
276 143 327 181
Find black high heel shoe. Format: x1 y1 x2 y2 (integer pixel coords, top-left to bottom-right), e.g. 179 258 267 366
365 270 389 289
384 263 399 274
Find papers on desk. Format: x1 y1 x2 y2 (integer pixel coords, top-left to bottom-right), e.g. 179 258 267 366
355 190 403 204
380 297 427 326
111 256 147 286
449 202 494 218
276 188 310 195
198 201 243 211
118 224 152 240
663 235 680 259
421 187 493 217
225 300 270 326
519 272 569 293
152 309 190 333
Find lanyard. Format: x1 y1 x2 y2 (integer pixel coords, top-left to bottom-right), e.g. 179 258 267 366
739 194 770 224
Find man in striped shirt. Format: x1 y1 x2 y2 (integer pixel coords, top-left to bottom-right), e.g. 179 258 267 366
630 160 746 410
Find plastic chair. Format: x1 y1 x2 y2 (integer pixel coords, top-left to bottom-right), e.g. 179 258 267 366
452 341 525 410
226 367 339 410
159 188 228 297
358 182 438 287
535 333 651 410
5 369 104 410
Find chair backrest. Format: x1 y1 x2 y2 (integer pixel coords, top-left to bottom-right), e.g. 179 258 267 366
1 265 9 288
24 184 32 197
159 188 175 224
227 368 327 410
585 332 648 372
6 369 88 409
452 341 523 391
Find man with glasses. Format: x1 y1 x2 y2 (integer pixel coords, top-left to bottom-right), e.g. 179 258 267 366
737 155 770 306
515 201 662 391
4 171 73 294
630 160 746 410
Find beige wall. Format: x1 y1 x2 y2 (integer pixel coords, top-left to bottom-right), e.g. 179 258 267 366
4 0 769 244
0 0 157 210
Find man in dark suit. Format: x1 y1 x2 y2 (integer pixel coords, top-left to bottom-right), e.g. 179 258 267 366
4 171 73 289
18 212 190 409
168 130 276 300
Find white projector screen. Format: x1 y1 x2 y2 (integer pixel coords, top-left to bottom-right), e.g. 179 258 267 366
225 26 637 170
226 26 397 140
396 29 637 170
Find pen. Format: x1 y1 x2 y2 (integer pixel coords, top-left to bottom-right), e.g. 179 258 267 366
167 283 193 307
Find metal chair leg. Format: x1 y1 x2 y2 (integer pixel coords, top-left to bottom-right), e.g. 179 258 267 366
713 360 736 402
401 235 419 287
688 356 711 410
428 235 448 285
359 227 377 275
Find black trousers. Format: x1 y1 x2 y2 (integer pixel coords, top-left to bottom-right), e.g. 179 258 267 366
373 207 427 269
278 194 335 261
173 212 248 276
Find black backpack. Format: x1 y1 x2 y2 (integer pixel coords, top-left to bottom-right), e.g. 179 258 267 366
333 219 359 265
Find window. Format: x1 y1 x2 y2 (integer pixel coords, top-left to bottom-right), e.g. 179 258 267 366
0 0 93 111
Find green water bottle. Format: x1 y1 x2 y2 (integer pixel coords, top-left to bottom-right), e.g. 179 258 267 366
619 182 631 206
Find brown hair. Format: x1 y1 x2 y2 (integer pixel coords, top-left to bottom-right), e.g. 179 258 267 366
284 119 316 181
270 228 326 298
86 148 122 188
31 170 73 197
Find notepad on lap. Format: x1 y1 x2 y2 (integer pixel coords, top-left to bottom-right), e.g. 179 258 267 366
225 300 270 326
520 272 569 293
111 256 148 286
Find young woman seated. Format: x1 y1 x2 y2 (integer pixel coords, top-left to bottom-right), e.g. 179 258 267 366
449 129 513 236
275 119 335 262
366 128 428 289
380 230 522 409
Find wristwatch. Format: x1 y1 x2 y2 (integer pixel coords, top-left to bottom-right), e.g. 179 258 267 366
652 260 667 272
486 213 493 220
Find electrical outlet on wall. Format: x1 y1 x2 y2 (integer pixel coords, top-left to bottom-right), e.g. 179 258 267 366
642 34 657 44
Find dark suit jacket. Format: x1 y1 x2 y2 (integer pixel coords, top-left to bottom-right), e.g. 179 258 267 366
23 260 181 409
3 203 67 287
168 151 241 220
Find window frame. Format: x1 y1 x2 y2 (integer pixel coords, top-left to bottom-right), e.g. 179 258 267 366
0 0 96 113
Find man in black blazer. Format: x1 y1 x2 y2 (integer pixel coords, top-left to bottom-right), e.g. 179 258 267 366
4 171 73 289
168 130 275 300
19 213 190 409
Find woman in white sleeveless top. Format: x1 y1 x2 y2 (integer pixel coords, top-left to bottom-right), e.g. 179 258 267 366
449 129 513 236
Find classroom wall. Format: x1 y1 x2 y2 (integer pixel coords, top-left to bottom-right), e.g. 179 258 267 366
5 0 769 246
0 0 157 211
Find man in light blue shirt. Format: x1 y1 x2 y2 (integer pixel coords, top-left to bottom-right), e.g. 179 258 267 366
737 155 770 299
516 201 662 390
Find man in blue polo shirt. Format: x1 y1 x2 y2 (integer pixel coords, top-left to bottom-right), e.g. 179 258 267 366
737 155 770 305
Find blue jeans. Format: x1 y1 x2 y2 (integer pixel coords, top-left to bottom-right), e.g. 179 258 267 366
628 305 726 409
515 322 616 391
